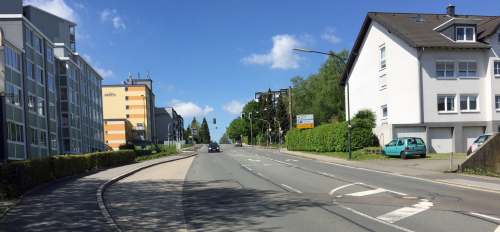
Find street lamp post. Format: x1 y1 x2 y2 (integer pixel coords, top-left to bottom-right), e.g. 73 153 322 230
255 118 271 147
274 117 281 148
141 94 146 144
293 48 351 160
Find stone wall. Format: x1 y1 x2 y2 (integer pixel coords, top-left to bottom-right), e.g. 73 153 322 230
458 133 500 174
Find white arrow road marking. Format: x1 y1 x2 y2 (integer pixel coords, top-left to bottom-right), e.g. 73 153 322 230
248 159 260 162
346 188 387 197
281 184 302 193
376 199 433 224
329 183 360 195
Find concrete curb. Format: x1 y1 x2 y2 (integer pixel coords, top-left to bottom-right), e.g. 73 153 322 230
278 150 500 194
0 199 20 224
96 152 198 232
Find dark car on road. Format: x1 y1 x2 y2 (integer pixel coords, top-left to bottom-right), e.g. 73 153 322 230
235 140 242 147
208 142 220 153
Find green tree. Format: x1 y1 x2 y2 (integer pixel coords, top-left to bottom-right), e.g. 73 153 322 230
219 133 231 144
265 88 275 131
200 117 210 143
353 109 376 128
184 127 191 141
276 93 289 134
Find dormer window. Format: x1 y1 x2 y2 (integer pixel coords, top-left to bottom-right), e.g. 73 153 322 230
456 27 475 42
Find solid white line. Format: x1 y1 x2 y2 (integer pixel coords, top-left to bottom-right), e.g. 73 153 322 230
346 188 387 197
376 207 426 223
281 184 302 193
337 204 414 232
329 183 359 195
470 212 500 221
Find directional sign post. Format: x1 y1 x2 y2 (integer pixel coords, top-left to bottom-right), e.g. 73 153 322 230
296 114 314 129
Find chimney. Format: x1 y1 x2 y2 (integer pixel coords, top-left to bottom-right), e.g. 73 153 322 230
447 4 455 17
128 72 132 83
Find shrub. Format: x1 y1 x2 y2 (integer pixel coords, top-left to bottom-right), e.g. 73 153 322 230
353 109 376 128
0 150 135 200
119 143 136 150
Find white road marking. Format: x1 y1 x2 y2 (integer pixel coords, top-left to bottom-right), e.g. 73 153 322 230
285 159 298 161
337 204 415 232
357 183 407 196
281 184 302 193
346 188 387 197
320 172 335 177
248 159 260 162
470 212 500 221
329 183 360 195
376 199 433 224
495 226 500 232
257 173 268 179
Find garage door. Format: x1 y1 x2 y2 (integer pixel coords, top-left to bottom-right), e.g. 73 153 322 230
462 127 484 153
428 127 453 153
394 127 426 138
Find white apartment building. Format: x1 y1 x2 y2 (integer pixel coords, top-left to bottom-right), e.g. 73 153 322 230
339 5 500 153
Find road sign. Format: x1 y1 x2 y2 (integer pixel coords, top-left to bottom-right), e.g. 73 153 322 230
297 119 314 125
297 114 313 120
192 128 199 136
279 130 283 136
297 124 314 129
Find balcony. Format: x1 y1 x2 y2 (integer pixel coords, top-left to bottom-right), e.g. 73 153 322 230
132 135 145 141
132 126 145 131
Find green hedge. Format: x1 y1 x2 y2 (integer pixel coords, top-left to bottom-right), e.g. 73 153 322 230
287 118 373 152
0 150 135 200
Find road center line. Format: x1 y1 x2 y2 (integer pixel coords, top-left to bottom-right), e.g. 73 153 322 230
281 184 302 193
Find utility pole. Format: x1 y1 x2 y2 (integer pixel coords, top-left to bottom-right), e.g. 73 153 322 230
288 86 292 130
249 112 253 146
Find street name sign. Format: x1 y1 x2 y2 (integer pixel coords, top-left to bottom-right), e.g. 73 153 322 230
296 114 313 120
297 124 314 129
297 119 313 124
297 114 314 129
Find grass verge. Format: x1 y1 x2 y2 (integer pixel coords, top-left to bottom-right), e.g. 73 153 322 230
296 149 468 161
134 151 178 162
461 167 499 178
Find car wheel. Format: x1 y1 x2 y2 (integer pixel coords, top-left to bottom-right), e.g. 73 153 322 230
400 151 406 160
381 151 387 156
420 153 426 158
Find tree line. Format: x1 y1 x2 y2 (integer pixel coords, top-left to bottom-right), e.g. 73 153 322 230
183 117 211 143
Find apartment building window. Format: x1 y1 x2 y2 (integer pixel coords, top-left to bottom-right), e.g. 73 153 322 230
28 95 36 112
381 105 388 119
46 46 53 62
125 96 129 101
31 128 38 145
26 28 32 46
438 95 456 112
51 134 57 148
459 61 477 77
5 46 20 71
436 61 454 78
68 88 73 103
380 74 387 89
496 96 500 110
126 114 130 119
49 103 56 120
6 84 22 107
380 45 386 69
62 113 69 126
8 122 24 142
457 27 475 42
460 95 478 111
125 87 129 92
494 62 500 76
48 74 54 91
36 66 43 84
126 105 129 110
61 88 67 100
34 34 42 53
38 98 45 116
40 131 47 147
27 61 33 79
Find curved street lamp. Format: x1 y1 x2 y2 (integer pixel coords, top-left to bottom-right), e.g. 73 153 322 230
293 48 352 160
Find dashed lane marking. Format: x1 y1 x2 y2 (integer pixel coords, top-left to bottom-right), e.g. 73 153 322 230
337 204 415 232
281 184 302 193
257 173 268 179
376 199 433 224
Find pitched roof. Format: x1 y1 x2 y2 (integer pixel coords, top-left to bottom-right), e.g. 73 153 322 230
338 12 500 86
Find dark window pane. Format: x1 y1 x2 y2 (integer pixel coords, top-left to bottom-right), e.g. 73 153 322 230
438 97 445 111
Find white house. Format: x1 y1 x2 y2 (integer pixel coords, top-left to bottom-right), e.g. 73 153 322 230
339 5 500 153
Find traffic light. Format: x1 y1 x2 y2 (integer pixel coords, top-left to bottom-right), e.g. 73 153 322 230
249 112 252 119
213 118 216 124
241 113 245 119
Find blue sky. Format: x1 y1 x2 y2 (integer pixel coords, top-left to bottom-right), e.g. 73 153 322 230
24 0 500 141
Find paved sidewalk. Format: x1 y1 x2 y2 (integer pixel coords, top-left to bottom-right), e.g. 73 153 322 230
104 156 195 231
279 149 500 192
0 151 197 232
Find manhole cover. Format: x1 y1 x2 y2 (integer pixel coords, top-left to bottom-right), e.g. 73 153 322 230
396 196 422 200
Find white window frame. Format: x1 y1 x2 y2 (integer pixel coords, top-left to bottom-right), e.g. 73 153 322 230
460 94 479 112
381 105 388 120
456 26 475 42
458 61 477 78
380 45 386 70
436 60 455 78
37 97 45 117
495 95 500 111
28 94 37 113
379 74 387 90
494 61 500 77
437 95 457 113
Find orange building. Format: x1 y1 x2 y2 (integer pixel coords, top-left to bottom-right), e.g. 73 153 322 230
103 119 132 150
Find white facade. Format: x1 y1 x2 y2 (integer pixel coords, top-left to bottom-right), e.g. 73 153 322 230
347 19 500 153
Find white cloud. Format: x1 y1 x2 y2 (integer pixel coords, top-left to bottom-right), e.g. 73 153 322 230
24 0 80 23
168 99 213 118
241 34 306 69
82 54 115 79
73 2 84 9
321 27 341 44
222 100 245 115
100 9 126 29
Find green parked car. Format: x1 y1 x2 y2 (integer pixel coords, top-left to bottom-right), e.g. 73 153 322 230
381 137 427 159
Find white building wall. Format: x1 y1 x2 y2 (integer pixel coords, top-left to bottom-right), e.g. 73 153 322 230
347 20 419 126
485 33 500 125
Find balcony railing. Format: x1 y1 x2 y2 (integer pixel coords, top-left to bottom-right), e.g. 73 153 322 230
132 126 145 131
132 135 145 140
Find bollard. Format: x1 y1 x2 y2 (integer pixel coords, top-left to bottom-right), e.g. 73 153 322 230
450 152 453 172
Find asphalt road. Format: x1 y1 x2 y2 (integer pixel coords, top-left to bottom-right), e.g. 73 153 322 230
183 144 500 232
